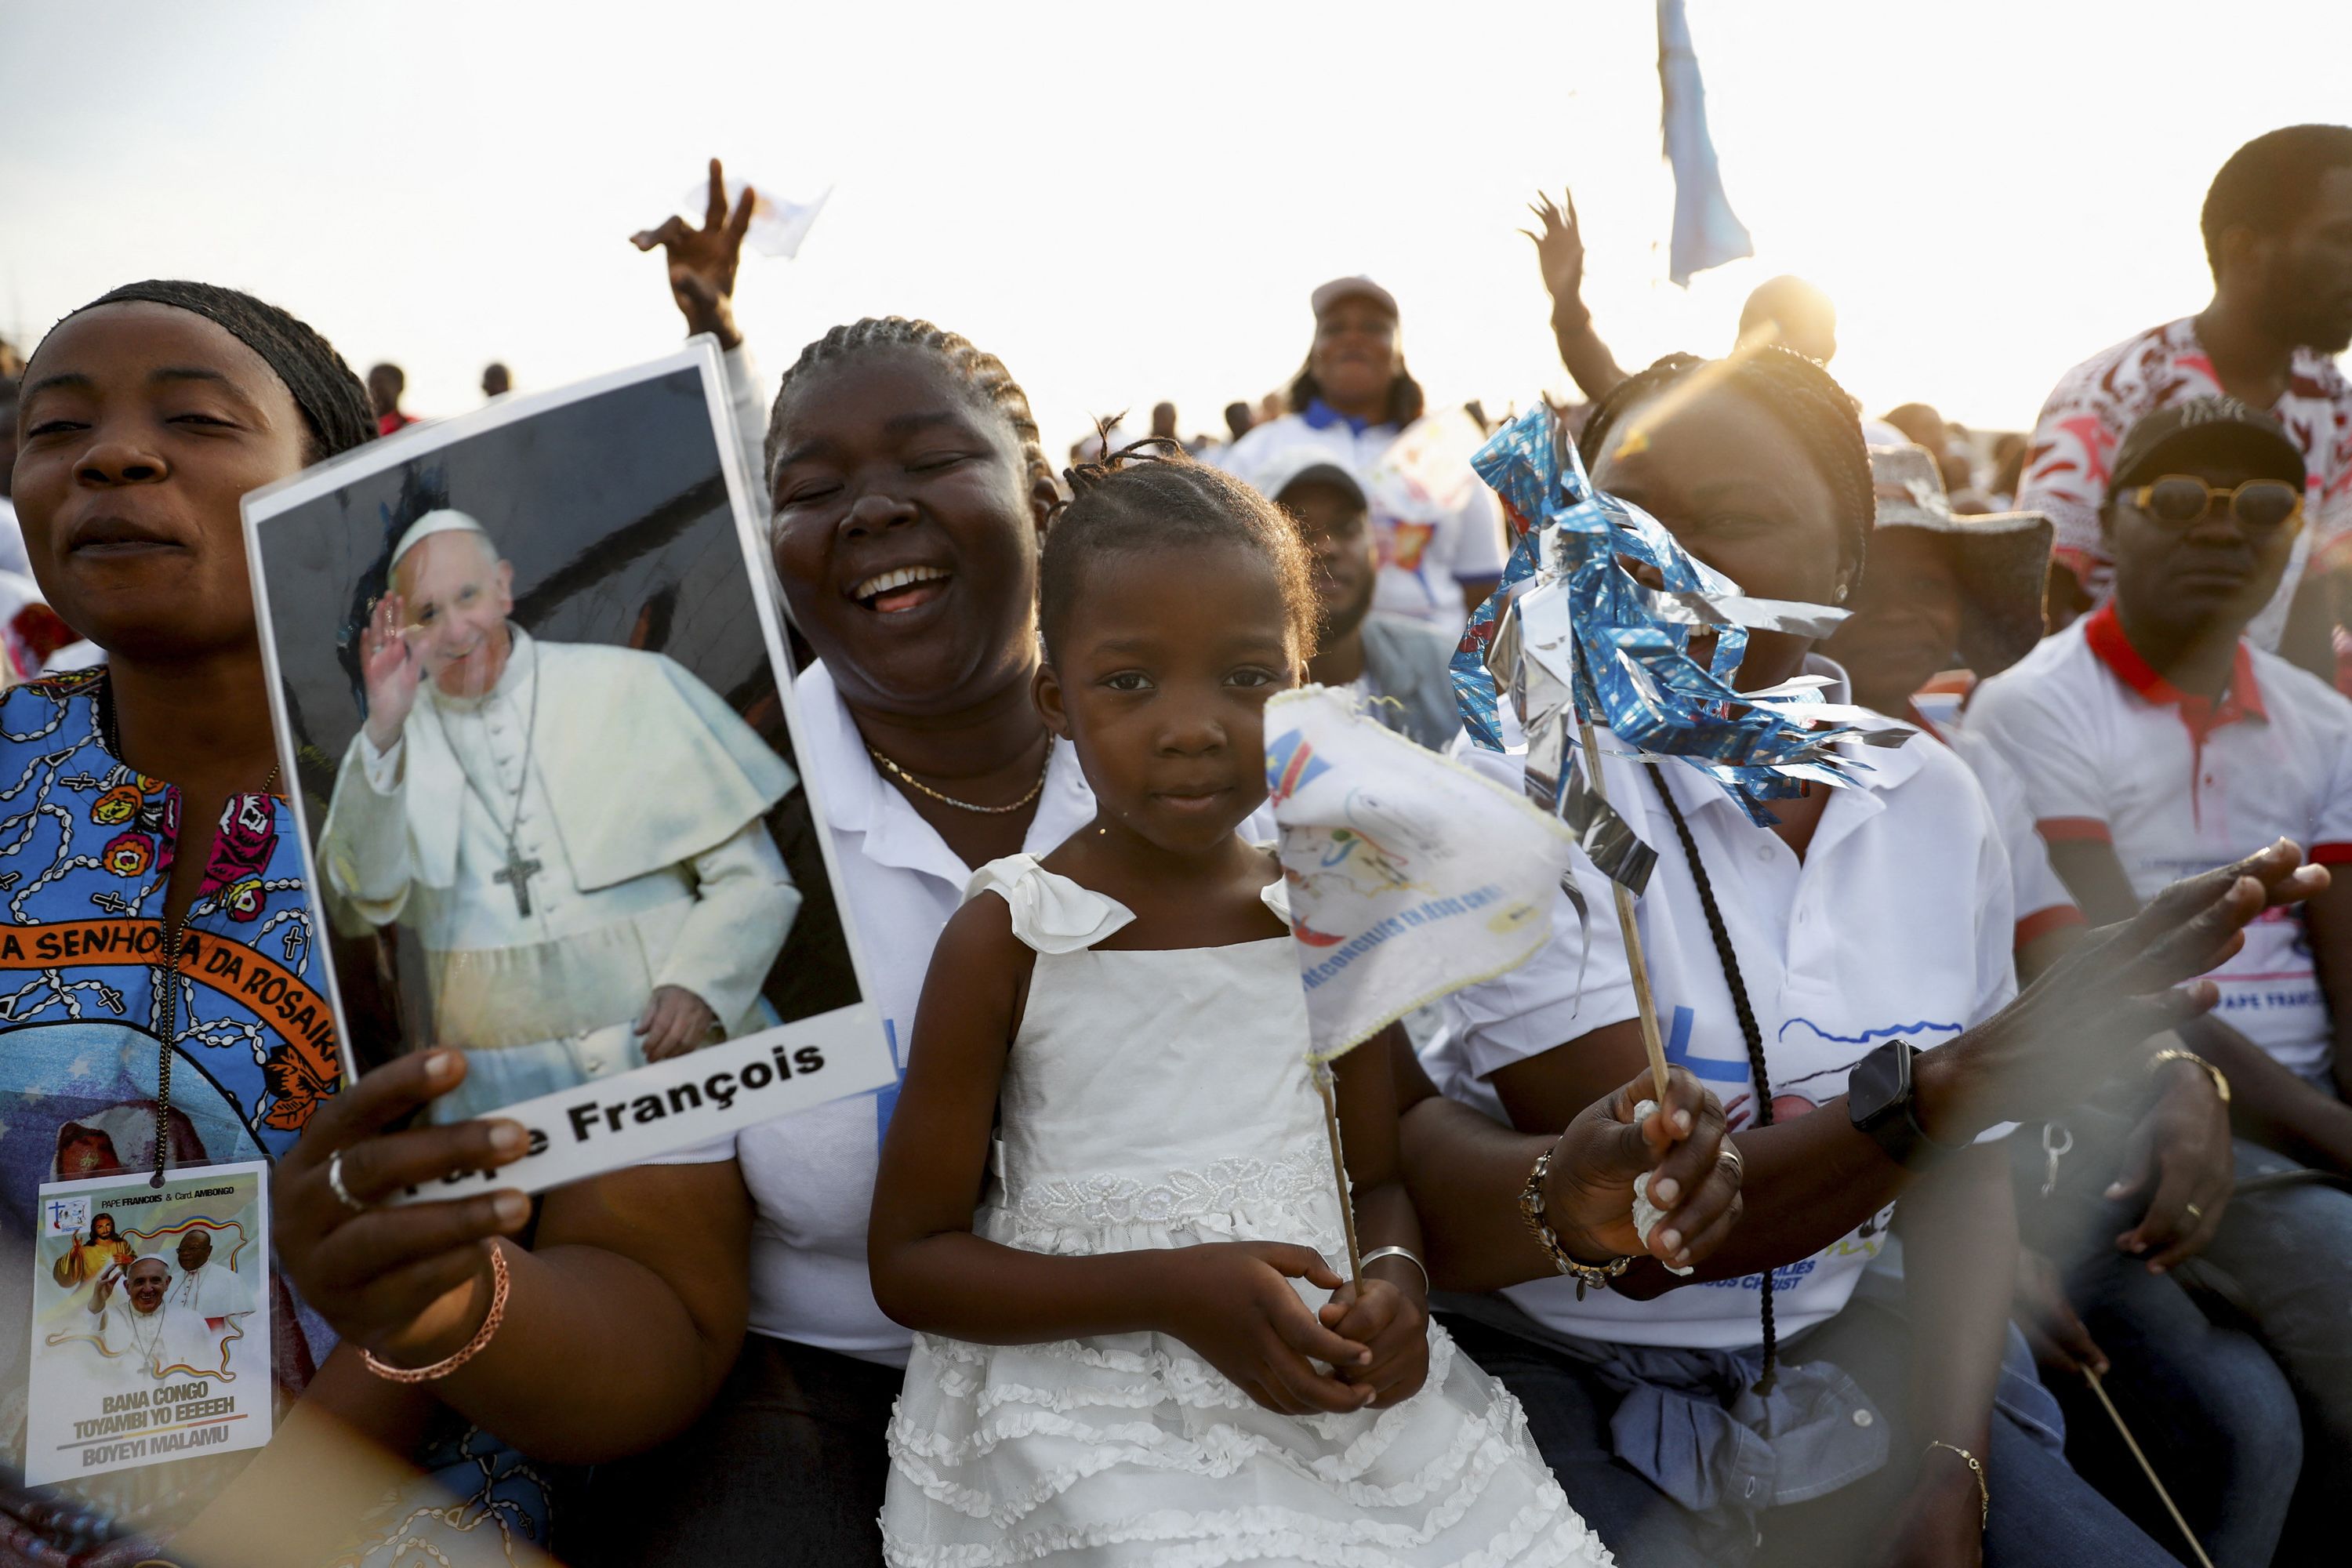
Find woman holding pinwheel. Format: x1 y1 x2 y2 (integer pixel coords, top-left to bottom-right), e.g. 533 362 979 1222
1402 348 2314 1568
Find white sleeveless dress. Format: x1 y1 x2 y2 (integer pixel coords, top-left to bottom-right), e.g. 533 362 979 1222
880 855 1610 1567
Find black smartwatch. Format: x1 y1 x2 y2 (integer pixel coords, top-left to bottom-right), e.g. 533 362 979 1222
1846 1040 1967 1167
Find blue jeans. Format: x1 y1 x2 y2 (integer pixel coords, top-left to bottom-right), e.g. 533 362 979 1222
1444 1301 2179 1568
2191 1142 2352 1564
2050 1241 2300 1567
2023 1117 2347 1564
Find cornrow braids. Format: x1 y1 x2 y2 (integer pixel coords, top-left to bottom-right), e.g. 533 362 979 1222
1577 348 1874 585
38 280 376 463
766 316 1051 496
1038 434 1317 666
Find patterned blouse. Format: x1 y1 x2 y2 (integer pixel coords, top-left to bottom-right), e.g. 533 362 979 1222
0 668 549 1566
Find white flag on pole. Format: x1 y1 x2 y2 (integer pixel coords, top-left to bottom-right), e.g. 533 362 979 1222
1265 685 1580 1063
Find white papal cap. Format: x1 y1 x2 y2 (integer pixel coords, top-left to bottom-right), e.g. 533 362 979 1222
389 508 491 572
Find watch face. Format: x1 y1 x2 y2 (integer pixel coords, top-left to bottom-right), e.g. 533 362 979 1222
1848 1040 1910 1125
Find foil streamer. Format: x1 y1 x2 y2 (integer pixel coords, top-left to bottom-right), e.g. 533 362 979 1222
1449 401 1905 829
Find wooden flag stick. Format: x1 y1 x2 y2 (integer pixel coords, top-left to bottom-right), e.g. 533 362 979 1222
2083 1368 2216 1568
1576 715 1671 1102
1312 1059 1367 1284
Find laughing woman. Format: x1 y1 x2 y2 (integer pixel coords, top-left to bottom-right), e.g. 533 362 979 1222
586 167 1746 1568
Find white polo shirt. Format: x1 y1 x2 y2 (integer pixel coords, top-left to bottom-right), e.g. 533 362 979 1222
1914 709 2085 951
1966 605 2352 1089
1426 662 2016 1350
1217 408 1507 629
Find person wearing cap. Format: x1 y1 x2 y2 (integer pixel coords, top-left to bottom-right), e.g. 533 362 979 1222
2016 125 2352 665
319 506 800 1122
1214 276 1507 630
1824 444 2080 971
1970 395 2352 1557
1268 450 1462 750
1829 444 2308 1565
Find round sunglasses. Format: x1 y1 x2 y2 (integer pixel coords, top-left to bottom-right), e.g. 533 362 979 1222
2126 474 2304 532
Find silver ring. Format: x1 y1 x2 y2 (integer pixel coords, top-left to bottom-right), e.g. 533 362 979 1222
327 1149 367 1214
2184 1202 2205 1222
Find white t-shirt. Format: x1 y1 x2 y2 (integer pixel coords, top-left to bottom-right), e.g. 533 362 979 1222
1217 409 1506 630
1426 662 2016 1350
1966 607 2352 1089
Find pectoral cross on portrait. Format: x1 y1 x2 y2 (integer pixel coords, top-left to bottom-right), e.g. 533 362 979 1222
493 848 543 916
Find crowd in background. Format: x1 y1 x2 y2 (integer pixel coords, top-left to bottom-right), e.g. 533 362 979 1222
1 120 2350 1568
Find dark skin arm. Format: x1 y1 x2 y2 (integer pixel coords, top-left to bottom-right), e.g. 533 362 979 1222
1480 844 2323 1296
631 157 753 352
1313 1026 1431 1408
2051 837 2352 1174
1395 1037 1744 1291
868 895 1375 1416
1523 190 1631 404
1877 1144 2013 1568
274 1052 753 1464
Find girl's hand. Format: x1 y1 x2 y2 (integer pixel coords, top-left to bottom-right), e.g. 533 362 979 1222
274 1050 534 1365
631 156 753 350
1544 1066 1741 1270
1161 1242 1374 1417
1316 1276 1428 1408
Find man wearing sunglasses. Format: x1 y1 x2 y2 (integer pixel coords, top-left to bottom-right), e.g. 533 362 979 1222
1969 395 2352 1559
2016 124 2352 669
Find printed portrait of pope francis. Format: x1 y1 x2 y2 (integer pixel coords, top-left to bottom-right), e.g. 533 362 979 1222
319 508 800 1123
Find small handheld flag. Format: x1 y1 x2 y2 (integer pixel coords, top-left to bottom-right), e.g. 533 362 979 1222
1265 684 1583 1277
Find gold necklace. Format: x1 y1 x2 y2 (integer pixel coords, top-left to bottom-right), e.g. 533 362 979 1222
869 736 1053 815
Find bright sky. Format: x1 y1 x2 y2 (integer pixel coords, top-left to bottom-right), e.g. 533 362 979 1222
5 2 2347 455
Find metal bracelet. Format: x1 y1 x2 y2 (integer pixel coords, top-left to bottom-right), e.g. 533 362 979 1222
2148 1046 2230 1106
364 1244 510 1384
1358 1245 1430 1298
1925 1439 1989 1530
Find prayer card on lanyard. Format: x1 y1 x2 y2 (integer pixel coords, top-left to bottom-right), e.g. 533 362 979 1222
24 1161 272 1485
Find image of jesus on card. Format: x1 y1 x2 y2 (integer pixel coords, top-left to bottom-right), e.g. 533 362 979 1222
318 507 800 1122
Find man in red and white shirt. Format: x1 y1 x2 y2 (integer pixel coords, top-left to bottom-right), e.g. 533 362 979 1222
2018 125 2352 659
1973 397 2352 1148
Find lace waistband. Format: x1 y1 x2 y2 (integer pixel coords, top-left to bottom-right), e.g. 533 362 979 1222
990 1148 1341 1238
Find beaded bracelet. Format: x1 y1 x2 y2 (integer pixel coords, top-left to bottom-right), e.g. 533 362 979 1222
364 1244 510 1384
1519 1145 1633 1299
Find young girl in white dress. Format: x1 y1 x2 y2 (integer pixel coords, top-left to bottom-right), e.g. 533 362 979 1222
867 446 1611 1566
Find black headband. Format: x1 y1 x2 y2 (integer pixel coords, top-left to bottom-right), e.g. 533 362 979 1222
41 280 376 461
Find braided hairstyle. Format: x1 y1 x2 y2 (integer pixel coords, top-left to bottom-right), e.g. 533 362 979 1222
1576 347 1875 587
1038 435 1317 666
765 317 1051 498
40 281 376 463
